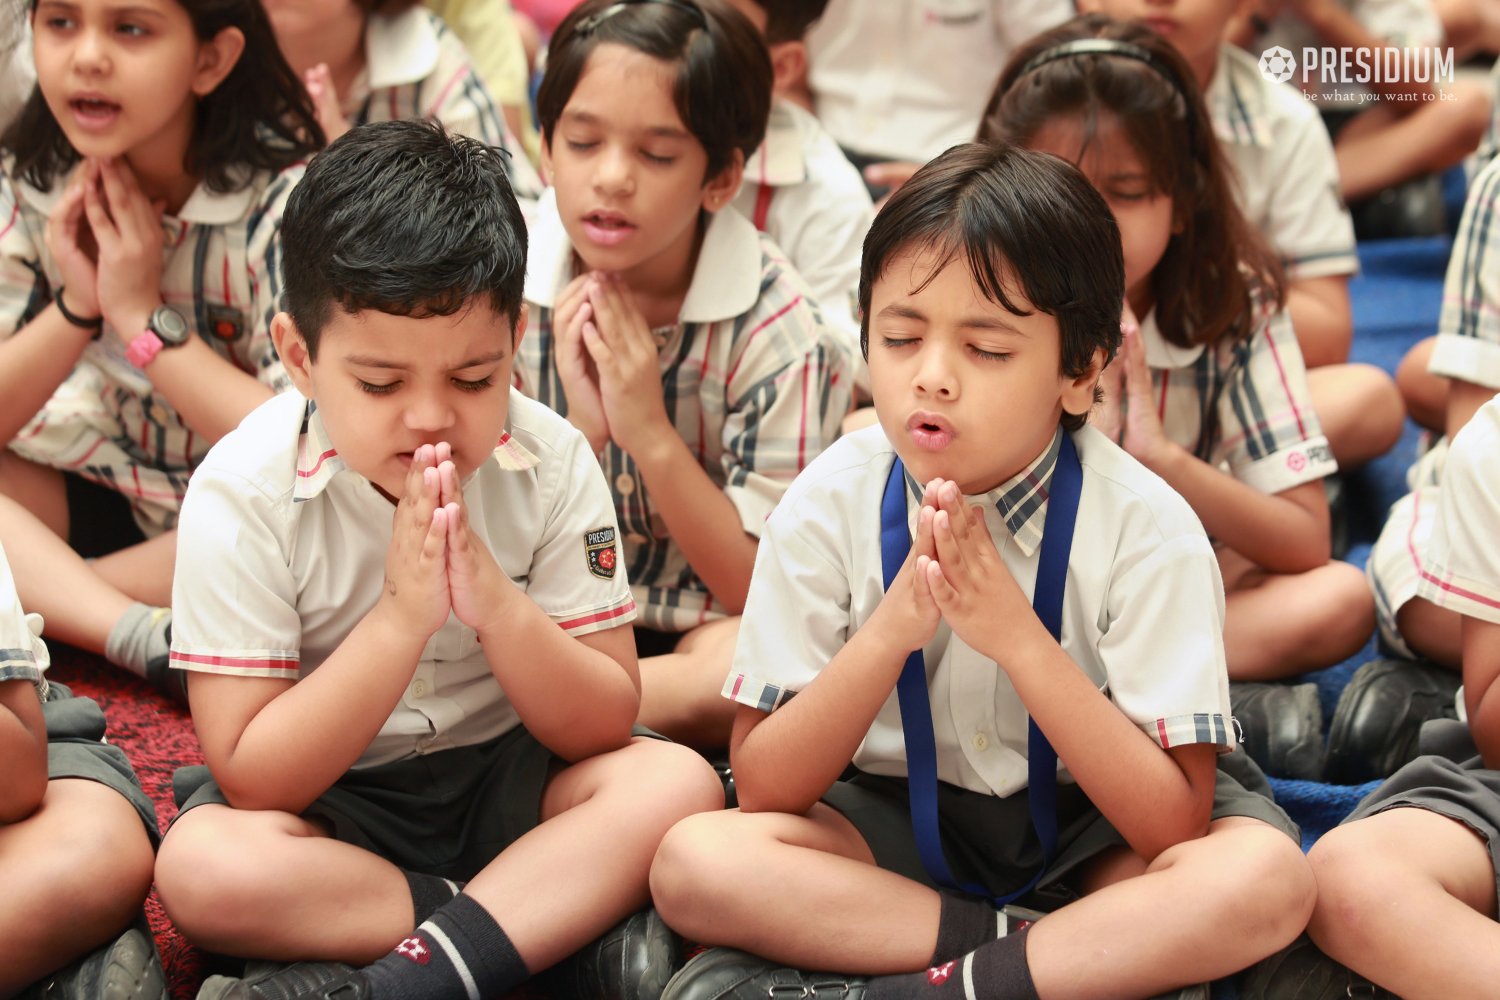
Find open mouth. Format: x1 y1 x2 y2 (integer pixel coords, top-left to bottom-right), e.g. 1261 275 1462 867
69 97 121 124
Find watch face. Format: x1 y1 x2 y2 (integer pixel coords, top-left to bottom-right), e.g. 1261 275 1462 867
149 305 191 347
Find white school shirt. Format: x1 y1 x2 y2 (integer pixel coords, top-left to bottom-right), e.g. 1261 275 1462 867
1415 395 1500 626
724 424 1233 798
344 6 542 200
731 99 872 359
1428 156 1500 391
516 191 852 633
1207 45 1357 281
0 540 48 701
168 389 636 769
805 0 1075 162
1139 298 1338 496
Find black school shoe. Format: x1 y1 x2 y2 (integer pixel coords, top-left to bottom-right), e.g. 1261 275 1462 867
544 908 681 1000
1324 657 1461 785
1229 682 1326 781
196 963 366 1000
21 925 167 1000
661 949 867 1000
1241 934 1397 999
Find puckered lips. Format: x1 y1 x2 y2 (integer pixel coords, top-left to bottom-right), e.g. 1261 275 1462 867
580 208 637 248
907 410 956 452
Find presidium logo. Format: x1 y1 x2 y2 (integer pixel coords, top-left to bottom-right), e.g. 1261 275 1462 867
1259 45 1296 83
1257 44 1455 90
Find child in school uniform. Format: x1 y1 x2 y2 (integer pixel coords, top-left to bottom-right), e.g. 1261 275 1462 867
518 0 851 750
153 119 723 1000
1081 0 1404 468
1324 155 1500 783
1245 393 1500 1000
648 140 1312 1000
263 0 541 197
0 0 323 695
1 538 162 997
985 16 1376 779
724 0 872 370
424 0 542 167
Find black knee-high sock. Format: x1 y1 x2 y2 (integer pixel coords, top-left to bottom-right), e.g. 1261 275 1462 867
867 928 1039 1000
930 892 1003 966
362 894 528 1000
402 870 462 926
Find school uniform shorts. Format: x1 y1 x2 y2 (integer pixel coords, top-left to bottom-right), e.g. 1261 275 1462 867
822 747 1297 910
43 683 161 845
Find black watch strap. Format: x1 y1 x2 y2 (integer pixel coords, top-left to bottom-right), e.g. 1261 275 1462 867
56 287 104 339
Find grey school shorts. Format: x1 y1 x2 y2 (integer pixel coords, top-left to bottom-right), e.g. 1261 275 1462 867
43 683 160 845
1344 723 1500 918
823 747 1297 910
173 724 559 881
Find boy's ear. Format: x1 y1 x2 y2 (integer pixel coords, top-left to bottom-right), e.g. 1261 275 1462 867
1061 345 1109 420
767 40 809 99
192 26 246 98
702 149 745 214
271 312 315 398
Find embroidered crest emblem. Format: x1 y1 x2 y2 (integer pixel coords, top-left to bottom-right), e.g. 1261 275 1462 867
586 527 618 579
205 303 243 341
1286 451 1307 473
926 962 955 986
394 936 430 964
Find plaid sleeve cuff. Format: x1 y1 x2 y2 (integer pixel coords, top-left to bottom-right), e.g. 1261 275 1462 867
1428 333 1500 390
722 672 798 712
1148 712 1236 751
1236 437 1338 494
0 657 46 696
1416 568 1500 625
170 648 301 679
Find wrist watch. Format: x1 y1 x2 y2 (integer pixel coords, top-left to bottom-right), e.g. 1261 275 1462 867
124 305 190 368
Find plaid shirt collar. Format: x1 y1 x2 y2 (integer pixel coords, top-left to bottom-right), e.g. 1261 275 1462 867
292 396 541 503
905 427 1063 558
365 6 440 90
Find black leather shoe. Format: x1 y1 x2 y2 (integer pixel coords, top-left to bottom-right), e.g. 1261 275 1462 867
1229 682 1326 781
22 926 167 1000
1350 174 1447 240
1325 657 1461 784
1242 934 1397 999
197 962 366 1000
545 908 680 1000
709 757 737 810
662 949 867 1000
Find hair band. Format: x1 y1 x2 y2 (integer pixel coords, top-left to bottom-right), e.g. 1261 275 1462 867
574 0 709 36
1013 38 1190 103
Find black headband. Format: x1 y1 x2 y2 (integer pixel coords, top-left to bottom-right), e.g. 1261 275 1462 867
1013 38 1191 104
574 0 709 35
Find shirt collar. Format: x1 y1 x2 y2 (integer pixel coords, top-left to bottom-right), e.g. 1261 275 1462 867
904 427 1063 559
524 188 762 323
14 167 257 226
743 100 809 188
1206 45 1275 148
1139 308 1206 369
365 6 441 90
292 394 542 503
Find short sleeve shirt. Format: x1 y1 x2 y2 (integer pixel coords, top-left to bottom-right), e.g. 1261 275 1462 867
1139 296 1338 496
1207 45 1357 281
724 425 1233 798
1415 396 1500 624
346 7 541 200
1429 156 1500 391
168 389 635 769
0 540 48 699
516 192 853 633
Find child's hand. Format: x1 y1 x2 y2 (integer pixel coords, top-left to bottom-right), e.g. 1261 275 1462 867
867 479 942 653
1092 302 1138 444
1114 324 1177 472
44 162 102 321
379 444 452 637
554 273 610 452
581 274 672 458
435 450 518 636
305 64 351 145
923 480 1032 662
82 159 165 339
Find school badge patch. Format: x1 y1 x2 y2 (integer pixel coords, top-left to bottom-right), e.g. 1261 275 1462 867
586 527 618 579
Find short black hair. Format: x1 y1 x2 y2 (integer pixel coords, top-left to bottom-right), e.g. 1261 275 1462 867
742 0 829 43
280 120 527 356
859 142 1123 432
537 0 771 182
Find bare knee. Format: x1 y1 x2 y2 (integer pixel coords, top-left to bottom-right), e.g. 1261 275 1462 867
1313 563 1377 658
634 740 727 821
650 810 750 938
24 783 154 933
1305 823 1392 956
1211 825 1317 949
155 806 294 947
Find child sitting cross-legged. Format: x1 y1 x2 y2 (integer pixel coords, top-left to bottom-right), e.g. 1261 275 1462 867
152 119 723 1000
647 142 1314 1000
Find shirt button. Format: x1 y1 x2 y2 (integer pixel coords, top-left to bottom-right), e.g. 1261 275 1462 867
971 733 989 752
615 474 635 495
412 680 428 698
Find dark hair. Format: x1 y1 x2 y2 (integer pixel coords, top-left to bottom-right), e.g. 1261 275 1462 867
860 142 1124 432
980 14 1283 350
537 0 771 181
281 119 528 357
3 0 323 194
742 0 829 44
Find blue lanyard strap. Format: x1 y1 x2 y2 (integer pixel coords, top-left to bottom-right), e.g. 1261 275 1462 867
880 432 1083 907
